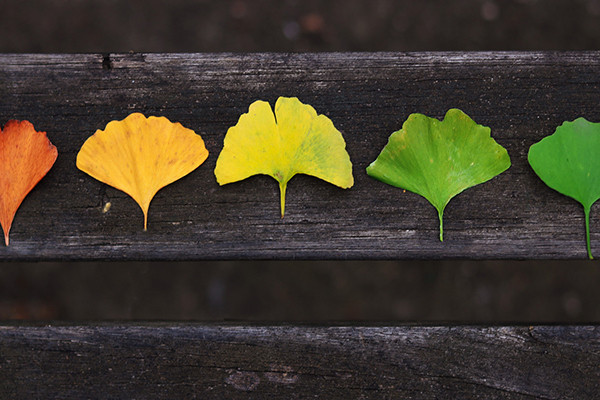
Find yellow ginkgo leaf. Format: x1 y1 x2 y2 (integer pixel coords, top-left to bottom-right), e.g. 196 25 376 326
215 97 353 216
76 113 209 230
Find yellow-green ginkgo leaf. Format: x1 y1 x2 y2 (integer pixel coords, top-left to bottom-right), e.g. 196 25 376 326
76 113 209 230
214 97 354 217
367 109 511 241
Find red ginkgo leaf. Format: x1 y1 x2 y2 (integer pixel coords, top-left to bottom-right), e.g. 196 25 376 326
0 120 58 245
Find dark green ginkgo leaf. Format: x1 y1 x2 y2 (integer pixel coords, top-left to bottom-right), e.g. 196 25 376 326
528 118 600 259
366 109 511 241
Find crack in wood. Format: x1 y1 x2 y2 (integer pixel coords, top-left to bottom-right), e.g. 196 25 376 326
102 53 112 70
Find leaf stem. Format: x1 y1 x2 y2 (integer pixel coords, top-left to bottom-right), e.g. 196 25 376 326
279 181 287 218
584 205 593 259
438 209 444 242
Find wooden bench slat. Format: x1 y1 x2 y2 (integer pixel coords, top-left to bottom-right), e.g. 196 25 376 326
1 324 598 398
1 52 600 260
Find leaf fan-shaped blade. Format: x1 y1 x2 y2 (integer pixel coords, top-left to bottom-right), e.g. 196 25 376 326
528 117 600 259
366 109 510 241
214 97 353 216
76 113 209 230
0 120 58 245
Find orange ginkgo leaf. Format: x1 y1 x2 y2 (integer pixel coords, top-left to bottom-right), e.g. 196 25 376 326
76 113 209 230
0 120 58 246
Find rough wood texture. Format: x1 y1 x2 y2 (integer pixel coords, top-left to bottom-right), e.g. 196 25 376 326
1 52 600 260
0 324 597 399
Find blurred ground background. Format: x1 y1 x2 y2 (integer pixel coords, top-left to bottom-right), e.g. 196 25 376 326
1 0 600 322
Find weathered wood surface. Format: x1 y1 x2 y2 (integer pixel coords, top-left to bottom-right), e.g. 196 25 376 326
1 52 600 260
0 324 598 399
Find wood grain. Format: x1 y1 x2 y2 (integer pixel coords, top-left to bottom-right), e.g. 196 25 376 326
1 52 600 260
1 324 598 399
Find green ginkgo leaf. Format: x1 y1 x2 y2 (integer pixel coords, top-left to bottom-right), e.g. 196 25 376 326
528 118 600 259
366 109 511 241
215 97 353 217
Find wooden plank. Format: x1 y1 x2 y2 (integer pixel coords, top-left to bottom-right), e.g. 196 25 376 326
1 324 598 399
1 52 600 260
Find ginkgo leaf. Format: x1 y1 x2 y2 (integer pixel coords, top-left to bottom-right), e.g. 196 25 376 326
0 120 58 246
366 109 511 241
528 118 600 259
76 113 209 230
214 97 353 217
